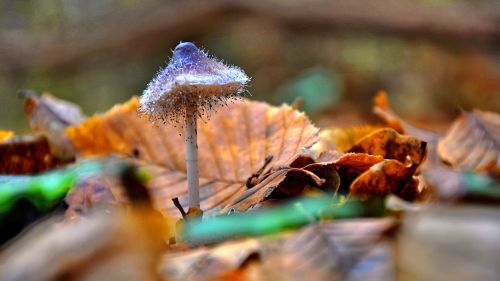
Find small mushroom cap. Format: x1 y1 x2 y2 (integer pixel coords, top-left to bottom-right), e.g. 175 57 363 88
139 42 250 124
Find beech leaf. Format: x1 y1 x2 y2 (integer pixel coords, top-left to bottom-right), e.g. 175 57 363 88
20 90 87 133
66 97 319 216
437 110 500 172
348 128 427 168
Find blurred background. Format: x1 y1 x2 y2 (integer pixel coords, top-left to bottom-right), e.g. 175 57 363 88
1 0 499 132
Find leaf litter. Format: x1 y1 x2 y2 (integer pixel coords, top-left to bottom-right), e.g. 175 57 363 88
0 86 499 281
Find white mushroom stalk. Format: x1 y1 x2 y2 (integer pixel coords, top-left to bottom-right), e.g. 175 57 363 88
139 42 250 210
185 110 199 208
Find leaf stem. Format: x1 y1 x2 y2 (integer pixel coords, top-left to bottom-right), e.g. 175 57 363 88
185 111 200 208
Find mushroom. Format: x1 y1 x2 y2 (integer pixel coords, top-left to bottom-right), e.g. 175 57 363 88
139 42 250 211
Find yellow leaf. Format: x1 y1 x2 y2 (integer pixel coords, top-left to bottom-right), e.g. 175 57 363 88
0 130 14 143
315 125 381 153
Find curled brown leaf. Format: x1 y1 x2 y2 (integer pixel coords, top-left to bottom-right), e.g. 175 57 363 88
350 159 420 201
349 128 427 168
372 91 496 200
225 153 384 212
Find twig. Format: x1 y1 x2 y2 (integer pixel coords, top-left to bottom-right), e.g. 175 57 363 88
172 197 187 220
246 155 273 188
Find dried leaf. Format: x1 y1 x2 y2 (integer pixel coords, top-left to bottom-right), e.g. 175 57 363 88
163 238 262 281
1 160 172 280
349 128 427 168
260 224 344 281
350 160 420 201
315 125 381 153
0 206 170 281
0 130 14 143
340 126 427 200
21 90 87 133
333 152 385 182
163 218 396 281
268 168 332 198
64 176 124 221
66 97 319 216
0 135 71 174
373 91 405 134
437 110 500 172
225 153 383 212
20 91 83 162
227 138 423 209
373 91 440 143
352 101 431 200
372 92 495 200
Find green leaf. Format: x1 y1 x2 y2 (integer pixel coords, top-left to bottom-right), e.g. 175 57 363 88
464 173 500 199
0 161 109 213
183 196 363 243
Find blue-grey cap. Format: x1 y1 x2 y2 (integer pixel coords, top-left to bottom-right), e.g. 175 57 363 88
139 42 250 124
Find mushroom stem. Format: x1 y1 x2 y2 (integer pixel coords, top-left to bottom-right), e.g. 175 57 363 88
185 111 200 208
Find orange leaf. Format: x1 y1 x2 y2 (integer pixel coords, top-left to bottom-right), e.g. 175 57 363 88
349 128 427 168
373 91 439 144
371 91 465 200
66 97 319 216
333 153 385 183
350 159 419 200
373 91 405 134
315 125 381 153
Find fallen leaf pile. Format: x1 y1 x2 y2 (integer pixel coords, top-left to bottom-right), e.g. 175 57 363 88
163 218 395 281
0 89 499 281
62 96 430 217
373 91 500 200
